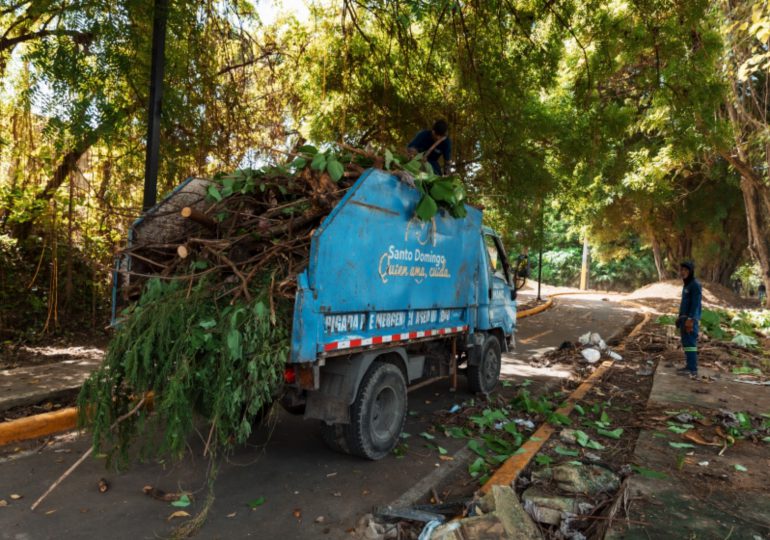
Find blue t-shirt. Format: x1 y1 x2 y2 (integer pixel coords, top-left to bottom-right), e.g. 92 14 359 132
408 130 451 175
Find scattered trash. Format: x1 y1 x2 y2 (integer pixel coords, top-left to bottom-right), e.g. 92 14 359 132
448 404 461 414
674 413 694 424
326 472 337 477
418 519 442 540
522 487 593 526
355 513 399 540
549 463 620 495
514 418 536 430
143 485 184 503
581 348 601 363
560 429 578 444
607 350 623 361
9 494 22 500
431 485 540 539
227 512 237 518
0 500 7 507
584 452 602 462
315 515 325 524
97 479 109 493
578 332 591 346
637 367 654 376
698 461 709 467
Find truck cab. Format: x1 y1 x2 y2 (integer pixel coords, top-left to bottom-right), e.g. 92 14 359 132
283 169 517 459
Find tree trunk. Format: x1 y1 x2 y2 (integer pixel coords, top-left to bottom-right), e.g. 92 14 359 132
650 233 669 280
721 151 770 307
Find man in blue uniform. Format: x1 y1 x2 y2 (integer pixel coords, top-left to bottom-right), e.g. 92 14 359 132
676 261 702 378
407 119 451 175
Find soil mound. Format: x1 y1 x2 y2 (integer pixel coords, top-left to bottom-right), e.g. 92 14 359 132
627 279 746 309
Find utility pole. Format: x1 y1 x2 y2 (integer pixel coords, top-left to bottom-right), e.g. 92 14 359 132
142 0 169 211
537 203 544 301
579 236 590 290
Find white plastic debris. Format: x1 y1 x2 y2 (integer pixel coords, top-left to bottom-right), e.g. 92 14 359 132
698 461 709 467
607 350 623 361
514 418 536 429
589 333 603 346
578 332 591 345
581 348 601 363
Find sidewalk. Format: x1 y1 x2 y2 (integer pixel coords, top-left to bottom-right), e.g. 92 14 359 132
0 347 103 412
607 363 770 538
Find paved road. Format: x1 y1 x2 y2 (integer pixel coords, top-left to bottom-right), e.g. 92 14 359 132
0 296 636 540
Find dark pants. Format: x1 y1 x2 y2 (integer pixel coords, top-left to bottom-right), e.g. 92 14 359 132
681 323 698 374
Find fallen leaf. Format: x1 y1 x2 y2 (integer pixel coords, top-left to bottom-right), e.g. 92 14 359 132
362 489 370 496
683 430 721 447
167 510 190 521
315 516 325 524
45 509 57 515
326 472 337 477
0 500 7 507
227 512 237 518
292 508 302 519
734 464 747 472
143 485 181 502
171 494 191 508
247 497 265 509
332 491 342 497
9 494 22 500
438 455 454 461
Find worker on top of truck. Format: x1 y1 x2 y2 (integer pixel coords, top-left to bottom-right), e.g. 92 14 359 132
407 119 452 175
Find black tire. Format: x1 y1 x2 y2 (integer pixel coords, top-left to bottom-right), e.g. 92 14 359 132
468 335 502 394
344 361 407 460
320 422 350 454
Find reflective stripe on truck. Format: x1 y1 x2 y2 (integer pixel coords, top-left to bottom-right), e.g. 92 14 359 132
323 325 468 352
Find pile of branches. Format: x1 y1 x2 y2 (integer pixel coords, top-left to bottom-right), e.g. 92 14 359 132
78 144 468 464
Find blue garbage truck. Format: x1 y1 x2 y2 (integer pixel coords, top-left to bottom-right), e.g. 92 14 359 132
281 168 517 459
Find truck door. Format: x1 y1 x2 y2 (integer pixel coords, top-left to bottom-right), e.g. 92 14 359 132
484 233 516 337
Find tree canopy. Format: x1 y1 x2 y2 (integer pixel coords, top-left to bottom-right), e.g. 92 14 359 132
1 0 768 335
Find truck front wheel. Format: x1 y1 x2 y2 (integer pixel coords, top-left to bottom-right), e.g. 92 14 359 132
468 335 501 394
345 361 407 460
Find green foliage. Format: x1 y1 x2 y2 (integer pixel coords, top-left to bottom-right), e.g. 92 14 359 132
78 277 289 463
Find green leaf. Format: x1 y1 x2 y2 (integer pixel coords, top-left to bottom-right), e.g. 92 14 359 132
597 428 624 439
762 436 770 443
207 185 223 202
419 431 435 440
446 427 468 438
586 439 605 450
668 442 695 449
199 319 217 329
631 465 668 479
298 144 318 155
535 454 553 466
437 446 448 455
429 180 457 204
574 404 585 416
575 430 590 446
227 329 242 360
554 446 579 457
600 411 610 424
468 457 486 477
732 333 758 348
292 157 307 169
171 494 191 507
311 153 327 171
468 439 486 457
248 496 266 508
326 159 344 182
667 425 690 434
734 464 747 472
567 460 583 466
415 194 438 220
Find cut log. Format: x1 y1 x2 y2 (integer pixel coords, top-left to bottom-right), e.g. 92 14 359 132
181 206 217 230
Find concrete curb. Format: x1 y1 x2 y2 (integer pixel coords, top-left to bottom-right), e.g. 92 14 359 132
0 407 79 446
389 445 474 507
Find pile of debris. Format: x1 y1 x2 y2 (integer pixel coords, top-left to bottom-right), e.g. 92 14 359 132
78 144 468 463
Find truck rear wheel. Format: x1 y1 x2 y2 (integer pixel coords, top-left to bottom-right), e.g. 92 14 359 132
468 335 501 394
345 361 407 460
